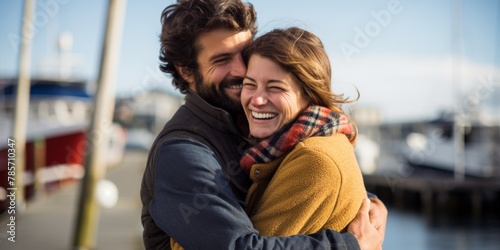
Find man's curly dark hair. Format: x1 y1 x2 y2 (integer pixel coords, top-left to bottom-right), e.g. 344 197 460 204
159 0 257 93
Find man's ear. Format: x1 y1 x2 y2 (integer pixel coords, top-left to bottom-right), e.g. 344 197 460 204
175 65 195 86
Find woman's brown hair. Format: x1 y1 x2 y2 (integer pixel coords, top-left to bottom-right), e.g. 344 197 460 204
243 27 359 138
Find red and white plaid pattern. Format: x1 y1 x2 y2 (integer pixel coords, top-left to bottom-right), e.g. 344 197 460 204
240 105 355 172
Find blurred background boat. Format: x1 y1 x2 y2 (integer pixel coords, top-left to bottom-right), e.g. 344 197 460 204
397 85 500 178
0 77 127 214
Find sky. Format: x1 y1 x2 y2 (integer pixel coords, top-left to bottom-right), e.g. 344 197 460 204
0 0 499 122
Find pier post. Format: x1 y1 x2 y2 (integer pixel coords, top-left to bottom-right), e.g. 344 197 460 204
421 188 434 218
471 190 482 219
72 0 127 249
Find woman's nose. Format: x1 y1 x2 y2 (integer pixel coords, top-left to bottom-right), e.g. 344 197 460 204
251 90 268 106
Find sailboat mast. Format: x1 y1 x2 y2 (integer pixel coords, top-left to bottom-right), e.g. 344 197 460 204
12 0 37 213
452 0 465 181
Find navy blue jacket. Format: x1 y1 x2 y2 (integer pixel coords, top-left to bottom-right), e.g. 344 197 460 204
140 91 360 249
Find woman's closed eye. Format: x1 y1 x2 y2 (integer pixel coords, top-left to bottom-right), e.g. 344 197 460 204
242 81 257 90
267 86 285 93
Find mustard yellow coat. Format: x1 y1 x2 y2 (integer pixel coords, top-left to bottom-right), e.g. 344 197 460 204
245 133 367 236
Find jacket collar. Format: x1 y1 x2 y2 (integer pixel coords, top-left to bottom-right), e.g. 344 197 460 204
184 89 242 135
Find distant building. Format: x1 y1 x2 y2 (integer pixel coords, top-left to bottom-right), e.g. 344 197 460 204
116 88 183 133
115 88 184 149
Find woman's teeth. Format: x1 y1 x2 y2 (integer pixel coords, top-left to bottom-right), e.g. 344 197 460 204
252 111 277 119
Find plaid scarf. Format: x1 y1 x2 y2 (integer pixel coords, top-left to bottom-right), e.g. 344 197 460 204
240 105 355 173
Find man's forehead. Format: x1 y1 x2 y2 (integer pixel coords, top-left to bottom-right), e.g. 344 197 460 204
196 29 252 59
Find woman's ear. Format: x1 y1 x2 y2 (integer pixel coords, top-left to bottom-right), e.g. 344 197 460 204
175 65 195 86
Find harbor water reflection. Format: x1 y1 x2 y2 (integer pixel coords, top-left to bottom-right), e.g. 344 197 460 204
384 207 500 250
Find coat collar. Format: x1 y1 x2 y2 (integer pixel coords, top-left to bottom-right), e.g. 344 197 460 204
184 90 242 135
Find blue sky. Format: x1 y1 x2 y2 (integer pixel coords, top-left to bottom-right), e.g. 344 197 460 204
0 0 499 122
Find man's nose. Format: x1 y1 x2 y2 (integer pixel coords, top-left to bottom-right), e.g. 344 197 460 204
230 53 247 77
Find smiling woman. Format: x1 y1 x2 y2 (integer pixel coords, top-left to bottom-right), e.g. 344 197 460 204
241 54 309 139
240 27 367 236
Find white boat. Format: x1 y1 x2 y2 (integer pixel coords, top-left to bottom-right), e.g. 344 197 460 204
398 85 500 178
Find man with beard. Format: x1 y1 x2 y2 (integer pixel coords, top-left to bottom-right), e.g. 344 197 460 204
140 0 387 249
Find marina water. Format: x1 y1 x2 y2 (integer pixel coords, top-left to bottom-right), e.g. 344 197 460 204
383 207 500 250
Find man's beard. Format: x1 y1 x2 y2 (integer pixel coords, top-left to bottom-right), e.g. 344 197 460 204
194 72 243 114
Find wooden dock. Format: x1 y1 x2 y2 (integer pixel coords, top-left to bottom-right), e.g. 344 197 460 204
364 164 500 220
